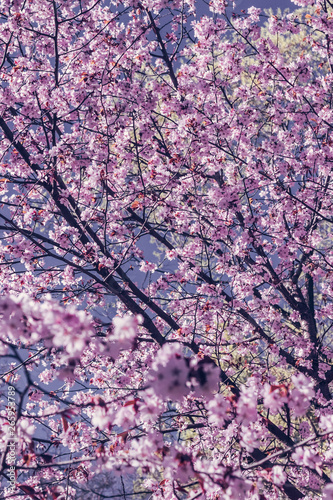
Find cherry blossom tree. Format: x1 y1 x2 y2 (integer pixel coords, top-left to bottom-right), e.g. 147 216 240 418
0 0 332 498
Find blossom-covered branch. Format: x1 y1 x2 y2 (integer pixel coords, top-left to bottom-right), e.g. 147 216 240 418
0 0 332 498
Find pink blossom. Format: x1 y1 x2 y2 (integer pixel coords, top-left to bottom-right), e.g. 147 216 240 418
224 474 252 499
299 421 311 438
292 447 322 470
208 0 228 15
149 343 190 401
0 0 332 497
291 0 315 5
108 314 143 358
206 394 230 427
139 261 157 273
38 369 54 385
139 389 165 422
165 249 177 261
247 6 261 21
189 356 220 399
91 406 113 431
263 383 288 414
289 374 315 417
113 403 137 429
323 483 333 500
240 424 260 453
319 414 333 433
236 382 258 426
17 418 36 443
272 465 287 486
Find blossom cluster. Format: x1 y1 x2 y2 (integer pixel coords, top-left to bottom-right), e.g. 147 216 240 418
0 0 332 497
